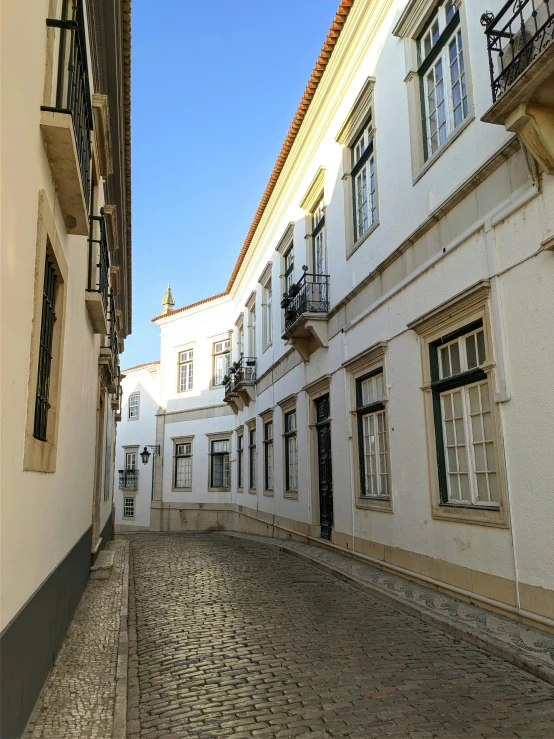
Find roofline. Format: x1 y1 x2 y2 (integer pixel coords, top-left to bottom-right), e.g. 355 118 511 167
151 0 355 324
121 360 160 373
123 0 132 333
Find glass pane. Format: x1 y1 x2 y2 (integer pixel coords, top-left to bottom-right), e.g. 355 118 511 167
476 473 489 502
450 342 461 375
480 382 490 412
468 385 481 414
454 418 465 443
485 442 496 471
460 474 471 501
443 393 453 421
458 445 467 473
440 347 450 378
444 419 455 446
466 334 477 369
488 473 499 502
452 390 463 418
449 474 460 500
447 447 458 472
477 330 486 364
445 0 455 23
483 411 494 441
471 414 483 443
474 443 485 471
375 374 383 401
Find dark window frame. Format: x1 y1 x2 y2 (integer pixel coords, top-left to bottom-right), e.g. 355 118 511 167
237 433 244 489
248 427 256 490
33 253 59 441
174 442 192 489
263 420 274 491
210 438 230 489
284 410 297 492
355 368 389 499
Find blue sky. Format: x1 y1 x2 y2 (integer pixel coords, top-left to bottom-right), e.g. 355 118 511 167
123 0 340 369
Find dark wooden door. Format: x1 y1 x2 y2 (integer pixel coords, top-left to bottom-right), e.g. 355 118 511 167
315 395 333 540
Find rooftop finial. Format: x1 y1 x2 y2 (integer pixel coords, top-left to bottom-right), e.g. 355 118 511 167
161 283 175 314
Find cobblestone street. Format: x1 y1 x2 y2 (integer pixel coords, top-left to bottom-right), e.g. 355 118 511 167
128 534 554 739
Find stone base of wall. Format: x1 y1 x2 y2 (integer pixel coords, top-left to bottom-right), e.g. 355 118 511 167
115 501 554 634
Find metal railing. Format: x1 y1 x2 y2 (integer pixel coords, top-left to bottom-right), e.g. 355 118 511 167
102 291 119 364
282 269 330 332
481 0 554 102
118 469 138 490
224 356 256 397
87 210 109 313
42 0 93 208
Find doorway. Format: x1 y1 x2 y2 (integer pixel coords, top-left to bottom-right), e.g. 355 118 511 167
315 394 333 540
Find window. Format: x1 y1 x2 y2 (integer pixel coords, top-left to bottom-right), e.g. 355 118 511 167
33 253 59 441
179 349 194 392
123 496 135 518
356 371 389 498
248 306 256 357
237 433 244 489
263 279 273 349
431 323 498 507
125 450 137 470
263 420 274 492
213 340 230 386
418 0 468 159
210 438 230 488
238 324 244 359
248 427 257 490
284 246 294 292
128 393 139 419
312 198 326 276
174 442 192 489
284 410 297 493
351 114 377 241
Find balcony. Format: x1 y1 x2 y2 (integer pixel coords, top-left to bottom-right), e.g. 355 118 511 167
281 268 330 361
481 1 554 174
223 357 256 411
85 211 110 334
99 292 119 382
118 470 138 490
40 0 93 234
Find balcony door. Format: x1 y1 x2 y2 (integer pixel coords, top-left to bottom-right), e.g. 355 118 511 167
315 395 333 540
311 199 327 304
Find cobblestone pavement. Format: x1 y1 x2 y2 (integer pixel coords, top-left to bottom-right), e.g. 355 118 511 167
23 540 126 739
128 534 554 739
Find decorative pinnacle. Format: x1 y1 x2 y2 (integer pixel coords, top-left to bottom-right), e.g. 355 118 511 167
161 283 175 314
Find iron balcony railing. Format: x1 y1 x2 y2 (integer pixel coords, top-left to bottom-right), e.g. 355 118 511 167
87 210 110 314
224 356 256 397
42 0 93 208
282 269 330 332
118 469 138 490
102 291 119 363
481 0 554 102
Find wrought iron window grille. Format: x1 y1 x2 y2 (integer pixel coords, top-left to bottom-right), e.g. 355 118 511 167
33 255 58 441
87 209 109 314
118 469 138 490
481 0 554 102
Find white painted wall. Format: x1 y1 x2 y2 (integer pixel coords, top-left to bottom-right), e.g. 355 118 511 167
118 0 554 610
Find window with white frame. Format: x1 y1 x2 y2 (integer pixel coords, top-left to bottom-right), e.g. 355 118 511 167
248 426 256 490
284 245 294 292
237 433 244 489
263 279 272 349
178 349 194 392
210 438 230 488
123 496 135 518
238 324 244 359
263 420 274 491
284 410 297 493
174 441 192 489
356 371 389 498
128 393 139 419
125 450 137 470
430 322 498 506
312 198 326 276
351 113 377 241
213 339 230 386
418 0 468 160
248 306 256 357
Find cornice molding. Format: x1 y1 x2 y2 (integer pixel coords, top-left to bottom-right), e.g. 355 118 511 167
299 166 326 211
245 290 257 311
303 374 332 398
393 0 439 38
257 261 273 286
342 341 387 374
335 76 376 146
408 280 491 338
277 393 297 413
275 222 295 256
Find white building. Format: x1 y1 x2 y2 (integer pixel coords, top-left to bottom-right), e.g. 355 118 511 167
116 0 554 634
1 1 131 735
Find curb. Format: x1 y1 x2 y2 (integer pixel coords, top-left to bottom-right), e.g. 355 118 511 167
112 540 129 739
225 532 554 687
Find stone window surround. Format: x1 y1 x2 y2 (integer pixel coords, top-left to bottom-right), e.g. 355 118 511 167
258 262 273 353
259 408 275 497
299 166 326 274
408 280 509 528
171 435 194 492
23 190 68 474
206 431 232 493
278 395 299 500
303 375 333 529
393 0 476 182
235 425 245 492
246 417 257 495
335 77 380 259
343 342 393 513
128 391 140 420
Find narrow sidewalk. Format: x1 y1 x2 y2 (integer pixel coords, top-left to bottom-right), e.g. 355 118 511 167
23 539 129 739
223 532 554 686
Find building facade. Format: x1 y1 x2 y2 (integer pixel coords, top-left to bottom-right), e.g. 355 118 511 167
1 0 131 735
116 0 554 635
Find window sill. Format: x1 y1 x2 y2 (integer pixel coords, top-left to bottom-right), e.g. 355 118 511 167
355 496 393 513
248 488 257 495
237 487 244 493
128 416 139 422
172 487 192 493
284 491 298 500
346 220 379 260
263 489 274 497
432 501 508 528
413 113 475 186
208 487 231 493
